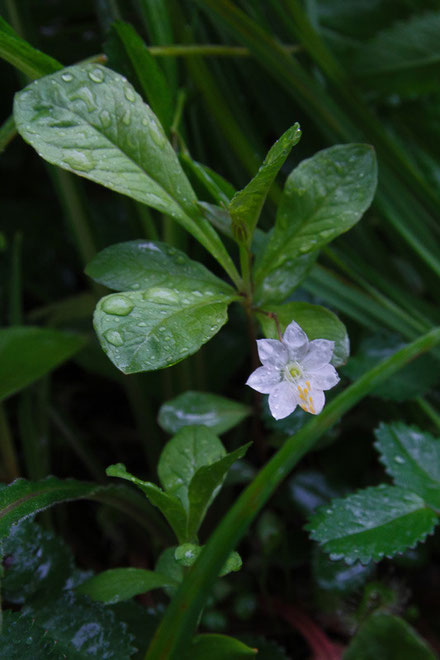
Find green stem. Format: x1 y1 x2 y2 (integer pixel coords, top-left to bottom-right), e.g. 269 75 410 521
147 44 301 57
415 398 440 433
0 115 16 152
145 326 440 658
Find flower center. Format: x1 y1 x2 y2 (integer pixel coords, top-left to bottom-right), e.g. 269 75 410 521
285 362 303 383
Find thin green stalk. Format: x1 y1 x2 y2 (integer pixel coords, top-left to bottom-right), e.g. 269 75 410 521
147 44 301 57
415 398 440 433
146 326 440 658
0 115 16 152
0 404 20 481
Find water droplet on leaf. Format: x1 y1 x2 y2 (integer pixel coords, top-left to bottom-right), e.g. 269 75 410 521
394 455 405 464
88 68 105 83
144 287 179 304
100 110 112 128
122 109 131 125
102 295 134 316
104 329 124 346
61 73 73 82
124 86 136 102
63 150 95 172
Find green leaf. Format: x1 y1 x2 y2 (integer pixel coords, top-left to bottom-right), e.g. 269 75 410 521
0 326 86 401
155 547 184 597
344 613 436 660
181 154 235 205
0 17 61 79
174 543 242 577
229 123 301 243
0 611 65 659
237 636 289 660
106 463 187 543
307 485 438 564
157 391 250 435
94 284 235 374
343 332 440 400
14 64 238 281
254 251 318 304
76 568 178 604
187 443 251 539
257 301 349 367
254 144 377 296
158 426 226 511
189 634 257 659
108 21 173 133
2 519 75 606
375 422 440 511
0 477 104 540
85 240 232 295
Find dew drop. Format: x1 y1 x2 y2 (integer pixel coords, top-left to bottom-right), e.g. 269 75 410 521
100 110 112 128
61 73 73 82
104 329 124 346
150 121 166 147
122 109 131 125
143 287 179 304
175 255 186 264
71 86 96 112
88 68 105 83
394 455 405 464
63 150 95 172
102 295 134 316
124 86 136 102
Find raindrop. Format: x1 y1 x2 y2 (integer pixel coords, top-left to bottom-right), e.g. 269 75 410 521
142 118 149 126
71 86 96 112
144 287 179 304
104 329 124 346
175 255 186 264
150 121 166 147
61 73 73 82
122 109 131 125
88 68 105 83
102 295 134 316
394 455 405 464
124 86 136 102
63 150 95 172
100 110 112 128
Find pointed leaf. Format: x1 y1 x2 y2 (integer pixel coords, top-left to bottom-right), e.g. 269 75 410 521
187 443 251 539
254 251 318 304
76 568 178 604
106 463 187 543
257 302 349 366
0 326 86 401
375 422 440 510
0 477 104 539
158 426 226 511
174 543 242 577
229 123 301 243
0 17 61 79
255 144 377 292
158 391 250 435
307 485 438 564
0 611 65 659
190 634 257 659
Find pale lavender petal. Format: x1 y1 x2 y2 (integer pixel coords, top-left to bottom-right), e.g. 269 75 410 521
246 366 281 394
268 381 297 420
308 388 325 415
301 339 335 369
257 338 288 368
282 321 308 360
307 364 340 390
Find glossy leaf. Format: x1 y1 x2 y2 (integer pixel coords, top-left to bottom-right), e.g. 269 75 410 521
157 391 250 435
0 477 104 540
254 251 318 304
229 123 301 243
106 463 187 543
375 422 440 510
0 611 64 659
85 240 232 295
76 568 178 604
190 634 257 659
187 443 251 539
0 326 86 401
93 284 236 374
174 543 242 577
307 485 438 564
14 64 237 279
254 144 377 294
158 426 226 511
257 301 349 367
344 613 436 660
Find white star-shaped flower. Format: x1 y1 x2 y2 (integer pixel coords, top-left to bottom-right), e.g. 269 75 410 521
246 320 340 420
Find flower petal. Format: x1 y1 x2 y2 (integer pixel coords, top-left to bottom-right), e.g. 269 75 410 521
257 338 288 368
308 388 325 415
268 381 297 420
307 364 340 390
282 321 308 360
246 366 281 394
301 339 335 369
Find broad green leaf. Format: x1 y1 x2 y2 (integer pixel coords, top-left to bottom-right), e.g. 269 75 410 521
2 519 74 606
76 568 178 604
94 284 236 373
155 547 184 597
24 592 136 659
158 391 250 435
190 634 257 659
14 64 237 279
312 547 374 594
307 485 438 564
181 154 236 205
0 611 64 659
229 123 301 243
107 21 173 133
0 477 104 539
375 422 440 510
174 543 242 577
85 240 232 295
158 426 226 511
257 302 349 367
344 613 436 660
187 443 251 539
343 332 440 400
254 251 318 304
254 144 377 292
106 463 187 543
0 326 86 401
0 17 61 80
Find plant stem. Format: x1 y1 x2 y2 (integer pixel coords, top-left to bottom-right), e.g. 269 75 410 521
0 115 16 152
145 325 440 659
147 44 301 57
415 398 440 433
